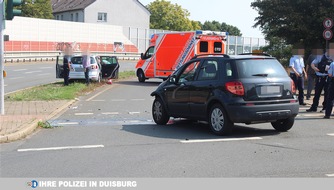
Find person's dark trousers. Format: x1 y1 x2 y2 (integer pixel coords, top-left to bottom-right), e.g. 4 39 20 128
63 67 69 86
325 79 334 117
85 69 90 85
309 76 329 110
290 73 305 104
306 74 315 99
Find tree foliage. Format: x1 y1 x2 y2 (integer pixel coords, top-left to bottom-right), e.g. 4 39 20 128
251 0 334 49
147 0 200 31
201 21 242 36
21 0 54 19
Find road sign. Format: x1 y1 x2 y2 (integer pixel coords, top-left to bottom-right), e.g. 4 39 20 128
323 29 333 40
323 18 333 29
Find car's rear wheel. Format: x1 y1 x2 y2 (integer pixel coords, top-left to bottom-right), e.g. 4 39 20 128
209 104 233 135
152 98 170 125
271 117 295 132
137 70 146 82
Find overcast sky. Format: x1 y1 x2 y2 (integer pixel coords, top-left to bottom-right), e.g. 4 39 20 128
139 0 264 38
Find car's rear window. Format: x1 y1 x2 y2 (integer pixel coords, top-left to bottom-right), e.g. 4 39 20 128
235 59 288 78
71 57 94 64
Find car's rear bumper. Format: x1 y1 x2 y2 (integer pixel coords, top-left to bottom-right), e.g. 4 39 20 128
225 101 299 124
69 71 100 81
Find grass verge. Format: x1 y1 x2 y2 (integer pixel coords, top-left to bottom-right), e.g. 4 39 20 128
5 71 136 101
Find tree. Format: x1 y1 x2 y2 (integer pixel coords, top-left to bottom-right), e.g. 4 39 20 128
221 22 242 36
202 20 221 31
251 0 334 49
21 0 54 19
147 0 200 31
201 21 242 36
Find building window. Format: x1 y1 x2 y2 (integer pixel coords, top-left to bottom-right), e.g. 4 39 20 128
98 13 107 22
61 15 63 20
56 15 59 20
75 13 79 22
71 14 73 21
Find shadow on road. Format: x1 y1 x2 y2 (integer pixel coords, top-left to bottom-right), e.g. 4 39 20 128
116 80 161 88
122 119 280 141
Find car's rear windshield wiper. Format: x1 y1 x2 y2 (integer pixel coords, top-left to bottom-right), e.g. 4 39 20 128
252 73 268 77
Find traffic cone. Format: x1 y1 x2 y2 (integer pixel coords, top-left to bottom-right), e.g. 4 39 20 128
107 78 113 84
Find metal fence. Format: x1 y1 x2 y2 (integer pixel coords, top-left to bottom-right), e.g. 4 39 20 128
123 27 268 54
3 27 267 62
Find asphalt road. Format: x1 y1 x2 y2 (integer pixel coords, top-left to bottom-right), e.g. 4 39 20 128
1 78 334 179
3 60 137 94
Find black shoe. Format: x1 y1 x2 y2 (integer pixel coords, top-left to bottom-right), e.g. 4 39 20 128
299 102 307 106
320 108 326 113
306 108 317 112
323 116 330 119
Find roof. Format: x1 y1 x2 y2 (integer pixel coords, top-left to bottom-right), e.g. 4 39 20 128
52 0 149 14
51 0 96 13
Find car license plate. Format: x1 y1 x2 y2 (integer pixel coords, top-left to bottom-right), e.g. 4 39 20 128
260 86 281 95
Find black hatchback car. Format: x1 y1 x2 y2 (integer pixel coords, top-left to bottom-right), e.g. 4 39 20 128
151 54 299 135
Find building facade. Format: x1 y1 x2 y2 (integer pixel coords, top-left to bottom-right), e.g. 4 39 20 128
52 0 150 29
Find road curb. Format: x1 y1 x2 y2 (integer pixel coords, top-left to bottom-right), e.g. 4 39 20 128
0 100 76 144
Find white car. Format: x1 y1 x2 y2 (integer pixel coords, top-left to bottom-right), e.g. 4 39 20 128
56 55 119 82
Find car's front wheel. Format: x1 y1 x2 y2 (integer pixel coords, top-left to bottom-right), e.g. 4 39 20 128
137 70 146 82
152 98 170 125
271 117 295 132
209 104 233 135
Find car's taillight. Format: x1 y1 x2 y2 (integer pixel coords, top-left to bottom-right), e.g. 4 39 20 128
291 79 296 94
91 65 98 70
225 81 245 96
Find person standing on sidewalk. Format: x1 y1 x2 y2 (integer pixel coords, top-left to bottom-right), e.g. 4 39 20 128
305 50 317 100
306 52 331 112
289 49 308 105
324 58 334 119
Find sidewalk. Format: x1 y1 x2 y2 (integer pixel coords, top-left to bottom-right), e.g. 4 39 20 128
0 100 75 143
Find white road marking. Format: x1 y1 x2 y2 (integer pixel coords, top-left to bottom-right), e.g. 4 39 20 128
17 145 104 152
111 99 126 102
86 85 114 101
328 133 334 136
102 112 119 115
13 69 27 72
25 71 42 74
75 113 94 116
57 122 79 125
129 112 140 115
40 67 53 69
180 137 262 144
9 77 24 80
326 174 334 177
298 113 324 117
37 73 52 76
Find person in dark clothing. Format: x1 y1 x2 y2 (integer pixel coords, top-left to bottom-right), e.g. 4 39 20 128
306 53 331 112
63 46 72 86
324 60 334 118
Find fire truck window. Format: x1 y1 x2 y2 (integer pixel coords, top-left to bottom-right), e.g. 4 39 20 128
200 42 208 52
214 42 222 53
145 47 154 59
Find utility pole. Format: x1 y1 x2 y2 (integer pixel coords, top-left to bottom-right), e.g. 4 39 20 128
0 0 5 115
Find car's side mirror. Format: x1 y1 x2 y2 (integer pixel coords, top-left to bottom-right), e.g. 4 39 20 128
169 75 177 84
141 53 144 60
